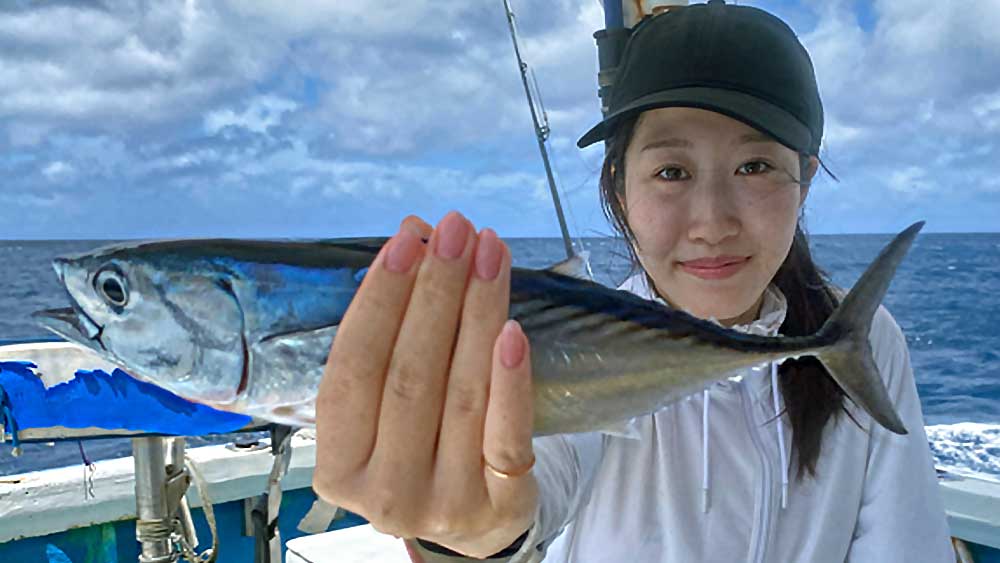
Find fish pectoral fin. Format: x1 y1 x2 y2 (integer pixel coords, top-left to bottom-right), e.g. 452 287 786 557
257 324 340 346
251 325 340 381
546 251 593 280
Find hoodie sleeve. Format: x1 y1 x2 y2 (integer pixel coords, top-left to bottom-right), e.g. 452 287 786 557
409 431 605 563
845 307 954 563
506 431 606 562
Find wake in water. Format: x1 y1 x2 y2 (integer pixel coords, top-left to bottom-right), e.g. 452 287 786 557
927 423 1000 481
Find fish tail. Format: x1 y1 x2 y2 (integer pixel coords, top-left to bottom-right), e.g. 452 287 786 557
811 221 925 435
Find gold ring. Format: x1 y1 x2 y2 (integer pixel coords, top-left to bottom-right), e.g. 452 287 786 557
484 453 535 480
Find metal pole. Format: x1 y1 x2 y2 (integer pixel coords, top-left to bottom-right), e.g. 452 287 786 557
594 1 631 119
502 0 574 259
133 437 172 562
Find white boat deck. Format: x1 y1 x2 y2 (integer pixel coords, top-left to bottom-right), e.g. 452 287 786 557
286 525 411 563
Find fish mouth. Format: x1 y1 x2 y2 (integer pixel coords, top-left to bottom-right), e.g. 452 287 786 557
33 307 107 354
35 256 108 354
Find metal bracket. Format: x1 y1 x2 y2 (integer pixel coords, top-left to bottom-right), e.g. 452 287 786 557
252 425 295 563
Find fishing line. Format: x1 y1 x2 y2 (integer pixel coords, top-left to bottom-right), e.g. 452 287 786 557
530 70 587 255
544 135 588 253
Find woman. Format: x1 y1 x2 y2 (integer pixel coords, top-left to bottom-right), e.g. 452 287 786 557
312 2 953 561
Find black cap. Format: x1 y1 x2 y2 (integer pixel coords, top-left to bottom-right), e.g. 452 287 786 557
577 1 824 155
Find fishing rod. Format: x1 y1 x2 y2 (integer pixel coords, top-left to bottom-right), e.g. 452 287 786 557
501 0 575 260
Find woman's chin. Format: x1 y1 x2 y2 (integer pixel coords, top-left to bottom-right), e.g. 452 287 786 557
688 307 749 325
650 272 765 325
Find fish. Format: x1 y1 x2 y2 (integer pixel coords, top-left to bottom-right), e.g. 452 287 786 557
33 223 925 436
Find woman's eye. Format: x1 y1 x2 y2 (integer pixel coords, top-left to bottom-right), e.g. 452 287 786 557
737 161 773 175
655 166 689 181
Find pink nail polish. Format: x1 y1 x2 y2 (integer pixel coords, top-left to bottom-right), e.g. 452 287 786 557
385 229 421 273
434 211 470 259
500 320 525 369
475 229 503 281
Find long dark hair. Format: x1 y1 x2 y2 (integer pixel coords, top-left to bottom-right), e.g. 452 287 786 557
599 115 845 478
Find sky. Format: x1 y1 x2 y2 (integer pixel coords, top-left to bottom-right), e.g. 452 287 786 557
1 0 998 239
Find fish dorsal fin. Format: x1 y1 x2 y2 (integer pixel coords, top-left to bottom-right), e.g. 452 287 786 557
546 251 593 280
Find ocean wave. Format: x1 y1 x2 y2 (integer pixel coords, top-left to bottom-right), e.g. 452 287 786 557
926 422 1000 481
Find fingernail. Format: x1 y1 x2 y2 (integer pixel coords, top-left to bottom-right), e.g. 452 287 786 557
399 215 428 240
475 228 503 281
500 320 525 369
385 229 422 273
434 211 470 259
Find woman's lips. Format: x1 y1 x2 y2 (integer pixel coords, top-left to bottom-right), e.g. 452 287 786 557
678 256 750 280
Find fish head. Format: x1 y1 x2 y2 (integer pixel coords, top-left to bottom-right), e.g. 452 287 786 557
34 243 248 407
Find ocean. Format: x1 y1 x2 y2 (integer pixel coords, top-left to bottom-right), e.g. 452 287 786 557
1 234 998 479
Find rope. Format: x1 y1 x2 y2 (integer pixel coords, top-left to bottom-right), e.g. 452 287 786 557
132 455 218 563
182 455 219 563
135 518 175 542
134 517 177 563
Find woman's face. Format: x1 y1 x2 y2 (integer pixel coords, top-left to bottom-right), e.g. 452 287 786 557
622 107 816 325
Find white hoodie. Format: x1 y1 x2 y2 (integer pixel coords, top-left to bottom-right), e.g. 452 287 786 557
505 275 953 563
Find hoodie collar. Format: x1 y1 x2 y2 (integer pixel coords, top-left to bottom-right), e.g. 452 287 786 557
617 273 788 338
617 274 793 511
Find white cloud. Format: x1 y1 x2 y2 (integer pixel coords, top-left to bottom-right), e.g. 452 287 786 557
0 1 282 128
804 0 1000 131
204 95 298 135
0 0 600 158
972 92 1000 131
796 0 1000 204
41 160 72 181
0 1 997 237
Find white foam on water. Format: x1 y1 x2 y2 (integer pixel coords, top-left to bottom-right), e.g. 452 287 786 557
925 422 1000 481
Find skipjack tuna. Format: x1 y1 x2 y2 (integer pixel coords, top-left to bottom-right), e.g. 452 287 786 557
35 223 925 436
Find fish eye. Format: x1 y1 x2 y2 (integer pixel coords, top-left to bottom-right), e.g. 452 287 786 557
94 267 129 308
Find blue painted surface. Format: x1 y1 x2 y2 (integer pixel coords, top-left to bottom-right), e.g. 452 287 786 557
602 0 623 29
971 542 1000 563
0 487 367 562
1 521 130 563
0 361 251 438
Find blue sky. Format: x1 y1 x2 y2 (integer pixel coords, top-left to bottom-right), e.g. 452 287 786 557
1 0 997 239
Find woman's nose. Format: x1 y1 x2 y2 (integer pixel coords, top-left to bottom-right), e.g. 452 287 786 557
685 174 741 245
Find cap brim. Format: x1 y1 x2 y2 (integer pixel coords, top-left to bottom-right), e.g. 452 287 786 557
577 86 814 154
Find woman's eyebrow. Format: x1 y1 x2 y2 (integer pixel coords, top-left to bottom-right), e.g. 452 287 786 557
734 132 774 146
640 137 692 152
639 133 775 153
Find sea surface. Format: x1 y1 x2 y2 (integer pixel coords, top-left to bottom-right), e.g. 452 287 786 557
0 234 998 480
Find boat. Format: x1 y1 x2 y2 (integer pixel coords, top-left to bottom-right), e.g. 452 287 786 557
2 342 999 562
2 2 997 562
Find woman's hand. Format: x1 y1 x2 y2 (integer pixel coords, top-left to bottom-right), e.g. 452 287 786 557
313 211 538 558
